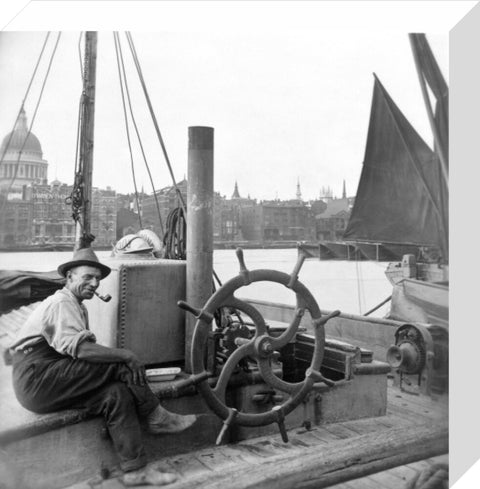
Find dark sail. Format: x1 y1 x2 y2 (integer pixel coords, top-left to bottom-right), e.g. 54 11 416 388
343 76 446 253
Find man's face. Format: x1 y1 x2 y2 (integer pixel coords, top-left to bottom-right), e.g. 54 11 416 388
66 265 102 301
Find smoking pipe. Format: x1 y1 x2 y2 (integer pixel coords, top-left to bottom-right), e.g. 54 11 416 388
94 291 112 302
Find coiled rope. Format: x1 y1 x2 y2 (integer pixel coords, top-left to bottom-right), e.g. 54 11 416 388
404 463 448 489
163 207 186 259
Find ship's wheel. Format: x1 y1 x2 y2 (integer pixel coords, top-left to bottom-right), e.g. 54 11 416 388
178 248 340 444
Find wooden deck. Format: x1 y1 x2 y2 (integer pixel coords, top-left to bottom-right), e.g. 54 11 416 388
1 303 448 488
66 382 448 489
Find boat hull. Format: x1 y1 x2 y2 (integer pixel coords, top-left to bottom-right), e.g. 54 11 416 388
351 242 439 262
388 278 448 328
299 242 363 260
301 241 431 262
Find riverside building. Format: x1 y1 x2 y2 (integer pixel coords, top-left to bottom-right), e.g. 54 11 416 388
0 110 116 249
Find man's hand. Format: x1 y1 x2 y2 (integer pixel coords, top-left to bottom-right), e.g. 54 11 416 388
77 342 147 386
124 350 147 386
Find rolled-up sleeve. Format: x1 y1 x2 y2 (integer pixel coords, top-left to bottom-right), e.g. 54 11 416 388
44 300 97 358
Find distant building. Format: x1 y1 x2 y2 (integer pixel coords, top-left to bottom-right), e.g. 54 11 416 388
27 181 75 246
315 197 351 241
91 187 117 247
239 180 315 242
0 109 46 247
141 180 255 243
141 179 188 237
242 200 315 242
319 185 334 203
0 110 116 248
0 191 33 247
309 199 328 216
23 182 117 248
217 182 255 242
0 108 48 194
296 178 302 202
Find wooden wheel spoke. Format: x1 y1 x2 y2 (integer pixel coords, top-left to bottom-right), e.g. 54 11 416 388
213 342 255 400
270 312 303 349
257 358 303 395
227 297 267 336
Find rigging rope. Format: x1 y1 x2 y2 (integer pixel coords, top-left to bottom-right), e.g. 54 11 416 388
113 32 165 237
0 32 51 169
355 256 366 314
363 295 391 317
113 32 143 229
1 32 61 217
163 206 186 259
124 31 187 215
77 32 84 84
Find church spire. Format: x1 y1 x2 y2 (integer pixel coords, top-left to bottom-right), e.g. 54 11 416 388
232 180 241 199
296 177 302 201
342 179 346 199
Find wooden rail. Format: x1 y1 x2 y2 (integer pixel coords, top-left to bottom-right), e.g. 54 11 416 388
168 424 448 489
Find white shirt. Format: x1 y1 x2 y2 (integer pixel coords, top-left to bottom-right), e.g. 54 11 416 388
11 288 96 358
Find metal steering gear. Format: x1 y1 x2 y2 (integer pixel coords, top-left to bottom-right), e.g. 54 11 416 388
178 247 340 443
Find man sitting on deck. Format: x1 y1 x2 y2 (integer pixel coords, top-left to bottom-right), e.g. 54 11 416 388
10 247 196 483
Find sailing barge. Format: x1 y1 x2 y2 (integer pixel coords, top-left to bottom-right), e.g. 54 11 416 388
0 32 448 488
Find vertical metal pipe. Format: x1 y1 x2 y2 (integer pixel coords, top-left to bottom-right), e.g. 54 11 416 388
185 126 214 373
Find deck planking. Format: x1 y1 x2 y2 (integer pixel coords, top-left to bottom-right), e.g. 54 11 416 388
329 455 449 489
68 384 448 489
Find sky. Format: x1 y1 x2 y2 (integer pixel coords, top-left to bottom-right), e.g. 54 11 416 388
0 2 468 202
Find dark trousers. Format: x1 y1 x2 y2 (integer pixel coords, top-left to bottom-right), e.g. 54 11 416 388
12 340 160 472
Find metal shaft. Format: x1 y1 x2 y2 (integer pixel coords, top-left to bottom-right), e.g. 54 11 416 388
185 126 214 372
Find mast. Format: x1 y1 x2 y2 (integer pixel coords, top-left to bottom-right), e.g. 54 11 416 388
408 34 448 187
75 31 98 250
408 33 449 264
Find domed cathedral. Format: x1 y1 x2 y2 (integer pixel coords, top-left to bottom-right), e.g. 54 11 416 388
0 109 117 249
0 108 48 194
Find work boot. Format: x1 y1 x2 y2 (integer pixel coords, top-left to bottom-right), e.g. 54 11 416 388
147 404 197 435
122 466 177 486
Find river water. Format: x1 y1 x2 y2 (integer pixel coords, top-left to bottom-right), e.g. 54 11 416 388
0 249 392 317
